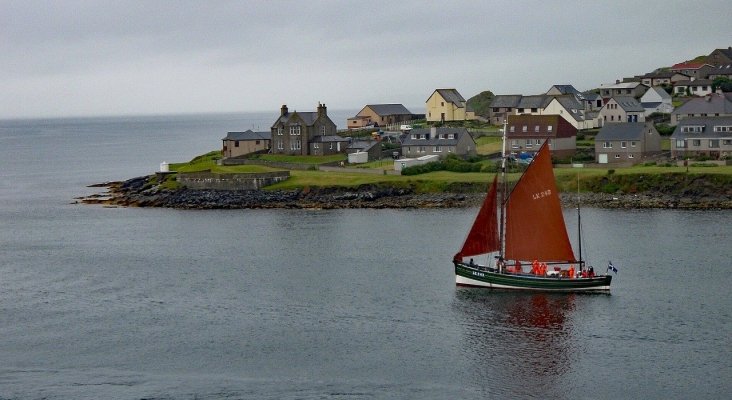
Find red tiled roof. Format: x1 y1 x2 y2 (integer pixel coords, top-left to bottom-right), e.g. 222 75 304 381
671 62 707 70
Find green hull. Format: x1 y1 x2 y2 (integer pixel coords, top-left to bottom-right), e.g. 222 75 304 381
455 262 611 292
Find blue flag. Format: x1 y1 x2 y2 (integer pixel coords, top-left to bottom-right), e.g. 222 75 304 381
607 261 618 274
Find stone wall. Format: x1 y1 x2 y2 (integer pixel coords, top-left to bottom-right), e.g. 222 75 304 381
177 171 290 190
220 158 315 170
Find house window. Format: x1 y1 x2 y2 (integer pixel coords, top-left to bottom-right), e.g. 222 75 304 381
536 139 542 145
441 102 444 106
235 141 239 147
534 125 540 132
615 154 621 158
313 143 319 149
439 134 446 139
330 142 334 149
547 125 553 132
510 126 515 132
493 107 499 112
692 140 701 147
290 125 301 135
290 140 301 150
621 141 627 148
277 127 283 135
419 146 425 153
434 146 442 152
411 134 417 139
525 139 533 148
675 139 686 148
603 142 612 148
511 139 519 149
709 140 720 148
522 125 527 132
320 126 326 135
448 134 455 139
277 140 284 150
631 141 636 147
531 108 538 113
628 154 634 158
723 140 732 145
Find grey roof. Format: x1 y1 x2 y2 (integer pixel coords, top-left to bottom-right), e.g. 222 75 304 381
641 102 662 109
647 86 672 100
613 96 645 112
671 116 732 139
490 95 522 108
348 140 379 152
706 64 732 75
310 135 349 143
365 104 412 116
673 94 732 115
223 130 271 141
275 111 319 126
548 85 581 95
581 91 601 101
517 95 550 109
675 79 713 86
600 82 646 90
552 95 586 121
595 123 649 141
433 89 466 105
401 127 471 146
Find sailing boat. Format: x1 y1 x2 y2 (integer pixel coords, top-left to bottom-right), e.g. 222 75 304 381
453 129 612 291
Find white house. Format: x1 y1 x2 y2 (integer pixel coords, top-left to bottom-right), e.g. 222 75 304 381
640 87 674 115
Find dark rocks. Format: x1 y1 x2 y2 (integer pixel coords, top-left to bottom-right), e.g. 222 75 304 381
79 175 732 210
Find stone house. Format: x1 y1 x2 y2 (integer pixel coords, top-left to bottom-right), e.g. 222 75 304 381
671 93 732 124
221 130 271 158
671 116 732 159
594 122 661 165
640 87 674 116
599 96 646 125
425 89 474 122
347 104 414 129
505 114 577 158
401 127 476 158
488 95 522 125
705 47 732 66
270 103 338 155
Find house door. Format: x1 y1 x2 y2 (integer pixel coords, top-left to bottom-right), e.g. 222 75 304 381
598 153 608 164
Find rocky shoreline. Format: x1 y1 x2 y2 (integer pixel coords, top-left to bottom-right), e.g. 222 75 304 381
77 175 732 210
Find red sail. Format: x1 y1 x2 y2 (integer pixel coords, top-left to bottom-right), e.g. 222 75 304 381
505 143 577 262
456 175 500 259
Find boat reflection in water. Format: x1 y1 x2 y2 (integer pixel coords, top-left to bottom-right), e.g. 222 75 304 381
453 289 577 397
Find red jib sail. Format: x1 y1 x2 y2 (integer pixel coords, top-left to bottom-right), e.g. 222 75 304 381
505 142 576 262
456 175 500 260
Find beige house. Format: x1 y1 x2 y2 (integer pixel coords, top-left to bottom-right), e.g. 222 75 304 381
347 104 414 129
425 89 474 122
222 130 271 158
270 103 338 155
595 122 661 164
506 114 577 158
599 97 646 125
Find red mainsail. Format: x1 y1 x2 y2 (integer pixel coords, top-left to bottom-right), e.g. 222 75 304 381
455 175 500 260
505 143 577 262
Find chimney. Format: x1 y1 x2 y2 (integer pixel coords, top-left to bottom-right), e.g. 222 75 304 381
430 127 437 139
616 79 620 84
317 102 327 118
281 104 288 116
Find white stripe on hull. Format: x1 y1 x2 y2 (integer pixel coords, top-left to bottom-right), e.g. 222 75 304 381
455 274 610 291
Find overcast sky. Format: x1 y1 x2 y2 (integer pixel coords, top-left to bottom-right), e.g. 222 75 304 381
2 0 730 119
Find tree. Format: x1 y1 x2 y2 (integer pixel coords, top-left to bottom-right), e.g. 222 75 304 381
712 77 732 92
466 90 495 118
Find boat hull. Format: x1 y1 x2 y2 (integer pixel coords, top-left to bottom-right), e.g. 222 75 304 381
454 262 611 292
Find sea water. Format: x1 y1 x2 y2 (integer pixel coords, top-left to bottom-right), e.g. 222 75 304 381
0 114 730 399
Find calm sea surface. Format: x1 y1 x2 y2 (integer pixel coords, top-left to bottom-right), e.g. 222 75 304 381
0 114 730 399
